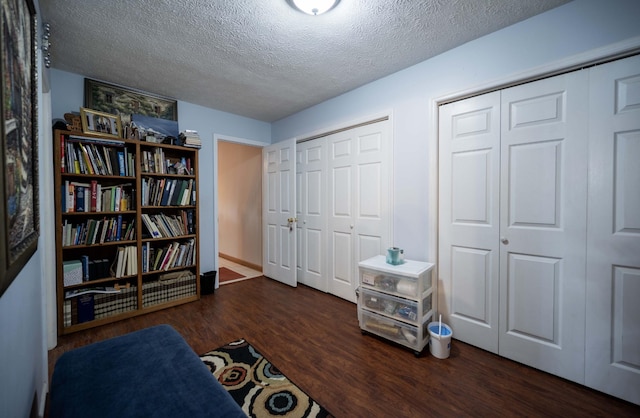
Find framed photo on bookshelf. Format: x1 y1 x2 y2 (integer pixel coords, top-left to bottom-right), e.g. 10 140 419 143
80 107 123 138
0 0 39 297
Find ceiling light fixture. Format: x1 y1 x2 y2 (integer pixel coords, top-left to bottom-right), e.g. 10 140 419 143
289 0 340 16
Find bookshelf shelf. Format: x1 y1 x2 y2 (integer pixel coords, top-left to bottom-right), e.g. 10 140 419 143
53 129 201 335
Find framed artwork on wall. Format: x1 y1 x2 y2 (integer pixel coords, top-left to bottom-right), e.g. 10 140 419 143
0 0 39 297
84 78 178 132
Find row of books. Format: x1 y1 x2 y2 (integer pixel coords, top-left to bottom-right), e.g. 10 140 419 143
179 130 201 149
62 216 135 247
63 256 112 286
140 149 193 175
62 180 134 213
141 178 195 207
61 134 135 176
142 239 196 273
113 245 138 278
141 211 194 239
63 284 136 326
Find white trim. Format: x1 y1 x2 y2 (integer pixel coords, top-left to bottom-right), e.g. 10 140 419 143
213 133 266 289
436 36 640 105
290 109 393 144
39 381 48 417
213 133 267 148
428 36 640 318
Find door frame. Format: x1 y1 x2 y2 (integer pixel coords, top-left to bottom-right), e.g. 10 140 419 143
430 37 640 320
213 133 270 290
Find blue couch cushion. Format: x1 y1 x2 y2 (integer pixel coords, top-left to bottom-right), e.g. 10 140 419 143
50 324 245 418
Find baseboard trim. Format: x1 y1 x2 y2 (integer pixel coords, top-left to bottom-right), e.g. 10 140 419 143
219 253 262 272
37 381 47 418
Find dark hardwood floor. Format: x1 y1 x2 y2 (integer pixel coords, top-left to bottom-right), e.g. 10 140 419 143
48 277 640 417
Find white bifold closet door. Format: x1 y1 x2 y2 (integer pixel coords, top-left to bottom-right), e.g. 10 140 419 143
440 54 640 405
585 54 640 405
497 69 589 384
438 91 501 353
326 122 391 302
296 139 328 292
439 69 590 384
293 120 391 302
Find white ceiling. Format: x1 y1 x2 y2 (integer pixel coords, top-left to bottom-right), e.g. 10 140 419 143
41 0 569 122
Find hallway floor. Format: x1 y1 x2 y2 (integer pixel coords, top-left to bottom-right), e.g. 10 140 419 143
218 258 262 284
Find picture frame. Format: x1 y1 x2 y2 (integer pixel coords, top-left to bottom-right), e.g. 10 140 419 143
0 0 39 297
84 78 178 132
80 107 122 138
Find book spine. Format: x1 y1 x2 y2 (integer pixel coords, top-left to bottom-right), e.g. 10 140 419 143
80 255 90 282
75 185 85 212
90 180 98 212
60 134 65 173
117 151 125 176
116 215 123 241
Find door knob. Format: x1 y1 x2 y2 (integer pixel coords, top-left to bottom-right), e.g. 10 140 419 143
501 237 509 245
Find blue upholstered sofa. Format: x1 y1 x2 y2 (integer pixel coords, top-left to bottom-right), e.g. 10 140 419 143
49 324 245 418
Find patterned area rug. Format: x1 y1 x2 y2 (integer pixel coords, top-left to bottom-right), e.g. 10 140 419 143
201 339 333 418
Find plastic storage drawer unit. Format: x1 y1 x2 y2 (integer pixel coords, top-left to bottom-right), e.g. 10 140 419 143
358 255 435 355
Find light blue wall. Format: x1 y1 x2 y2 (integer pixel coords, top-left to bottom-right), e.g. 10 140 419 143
0 258 44 417
49 69 272 274
0 1 48 416
271 0 640 262
3 1 639 415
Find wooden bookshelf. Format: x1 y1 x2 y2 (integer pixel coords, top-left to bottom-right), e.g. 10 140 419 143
53 129 201 335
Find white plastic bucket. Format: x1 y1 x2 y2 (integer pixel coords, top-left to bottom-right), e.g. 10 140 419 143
428 322 453 359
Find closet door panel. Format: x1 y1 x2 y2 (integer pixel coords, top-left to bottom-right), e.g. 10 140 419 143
439 91 501 353
329 144 354 300
328 121 391 302
499 70 589 384
296 141 327 292
586 54 640 405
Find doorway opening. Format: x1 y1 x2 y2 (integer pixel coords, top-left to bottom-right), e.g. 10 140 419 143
217 140 263 283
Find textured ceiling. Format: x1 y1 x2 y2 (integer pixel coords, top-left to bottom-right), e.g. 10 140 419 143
41 0 569 122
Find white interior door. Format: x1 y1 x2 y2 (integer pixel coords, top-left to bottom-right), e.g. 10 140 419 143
328 121 391 302
296 139 327 292
498 70 589 383
585 54 640 405
262 138 296 287
438 91 501 353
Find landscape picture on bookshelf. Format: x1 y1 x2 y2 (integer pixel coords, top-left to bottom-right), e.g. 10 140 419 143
80 107 122 139
132 113 179 142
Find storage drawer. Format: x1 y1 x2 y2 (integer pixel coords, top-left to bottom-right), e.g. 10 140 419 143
360 267 432 298
361 287 433 324
360 310 422 351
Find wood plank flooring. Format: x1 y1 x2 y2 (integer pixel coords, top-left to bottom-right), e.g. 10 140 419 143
48 277 640 417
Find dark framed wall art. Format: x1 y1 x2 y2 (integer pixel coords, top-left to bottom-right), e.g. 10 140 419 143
84 78 178 126
0 0 39 297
